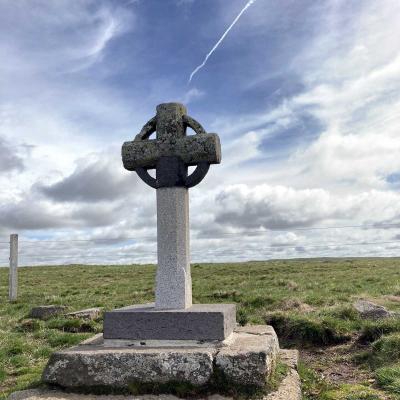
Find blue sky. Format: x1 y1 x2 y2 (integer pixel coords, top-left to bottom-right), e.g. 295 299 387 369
1 0 400 265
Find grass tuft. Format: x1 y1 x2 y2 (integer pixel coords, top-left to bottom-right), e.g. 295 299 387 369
358 319 400 344
327 306 361 321
42 331 91 348
375 364 400 395
46 317 100 333
368 334 400 367
298 362 330 399
237 308 249 326
322 384 382 400
265 312 351 346
14 319 42 333
265 360 289 392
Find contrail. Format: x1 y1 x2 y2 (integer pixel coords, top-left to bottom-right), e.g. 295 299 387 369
188 0 257 83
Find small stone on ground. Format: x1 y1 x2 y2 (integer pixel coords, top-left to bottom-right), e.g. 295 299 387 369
30 305 66 320
66 308 102 320
353 299 394 320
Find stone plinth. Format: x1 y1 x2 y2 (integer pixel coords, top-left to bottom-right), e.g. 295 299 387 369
12 349 301 400
42 325 279 390
43 346 215 387
103 303 236 341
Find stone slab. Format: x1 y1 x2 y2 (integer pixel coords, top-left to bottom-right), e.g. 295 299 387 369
279 349 299 370
30 305 66 320
42 346 216 388
215 325 279 387
8 390 230 400
13 348 300 400
66 308 102 320
103 303 236 341
103 339 220 348
42 325 278 390
266 350 301 400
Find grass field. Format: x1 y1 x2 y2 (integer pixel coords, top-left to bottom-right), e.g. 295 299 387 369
1 259 400 399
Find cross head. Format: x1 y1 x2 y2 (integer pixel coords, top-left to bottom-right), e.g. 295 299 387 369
122 103 221 189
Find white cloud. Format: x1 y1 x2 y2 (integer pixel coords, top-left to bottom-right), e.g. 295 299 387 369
212 0 400 193
283 1 400 190
181 88 205 105
214 184 400 230
0 137 24 173
176 0 195 5
0 1 133 74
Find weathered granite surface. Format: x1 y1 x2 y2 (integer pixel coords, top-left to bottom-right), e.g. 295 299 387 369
42 325 279 390
215 325 279 386
43 347 215 387
30 305 66 320
103 303 236 341
156 187 191 310
279 349 299 370
122 134 221 170
122 103 221 171
12 348 300 400
353 299 395 320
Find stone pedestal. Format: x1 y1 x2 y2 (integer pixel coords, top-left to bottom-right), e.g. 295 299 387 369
42 325 279 389
104 303 236 341
13 347 302 400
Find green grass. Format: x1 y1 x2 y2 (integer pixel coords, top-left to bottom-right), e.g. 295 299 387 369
371 334 400 366
265 313 352 346
321 384 383 400
298 362 383 400
298 362 330 399
376 365 400 397
0 259 400 398
359 319 400 344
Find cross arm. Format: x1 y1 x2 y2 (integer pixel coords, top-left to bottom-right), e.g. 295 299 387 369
122 133 221 171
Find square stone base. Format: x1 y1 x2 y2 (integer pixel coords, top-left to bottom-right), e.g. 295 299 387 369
15 348 302 400
103 303 236 341
42 325 279 389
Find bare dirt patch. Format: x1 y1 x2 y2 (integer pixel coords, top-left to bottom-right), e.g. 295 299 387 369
300 339 372 385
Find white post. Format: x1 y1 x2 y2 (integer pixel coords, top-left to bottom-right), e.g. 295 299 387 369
9 234 18 302
155 187 192 310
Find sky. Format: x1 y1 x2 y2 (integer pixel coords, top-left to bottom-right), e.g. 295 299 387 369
1 0 400 265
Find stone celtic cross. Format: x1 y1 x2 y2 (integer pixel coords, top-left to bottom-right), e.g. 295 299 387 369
122 103 221 310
